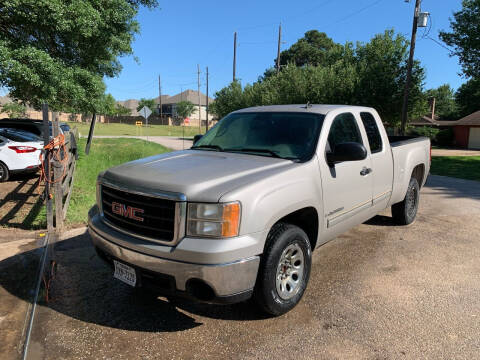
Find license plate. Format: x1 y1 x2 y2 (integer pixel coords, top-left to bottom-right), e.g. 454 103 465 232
113 260 136 287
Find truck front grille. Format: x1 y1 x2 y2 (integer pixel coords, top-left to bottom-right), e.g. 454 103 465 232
101 185 176 242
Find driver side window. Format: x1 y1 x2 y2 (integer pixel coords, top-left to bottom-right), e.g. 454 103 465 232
327 112 363 152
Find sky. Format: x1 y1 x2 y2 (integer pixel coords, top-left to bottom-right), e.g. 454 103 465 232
104 0 464 101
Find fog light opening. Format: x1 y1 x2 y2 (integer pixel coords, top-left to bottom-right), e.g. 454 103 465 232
186 279 215 301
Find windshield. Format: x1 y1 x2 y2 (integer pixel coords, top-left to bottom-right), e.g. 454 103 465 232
192 112 324 161
0 128 41 142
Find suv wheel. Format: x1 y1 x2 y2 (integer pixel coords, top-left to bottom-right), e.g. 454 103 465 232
253 223 312 316
0 162 9 182
392 177 420 225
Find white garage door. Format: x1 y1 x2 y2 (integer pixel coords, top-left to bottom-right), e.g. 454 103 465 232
468 128 480 149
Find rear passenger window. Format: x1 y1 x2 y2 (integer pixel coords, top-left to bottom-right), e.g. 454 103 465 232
327 112 363 152
360 112 382 153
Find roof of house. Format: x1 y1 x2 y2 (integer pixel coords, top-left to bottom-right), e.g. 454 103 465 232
163 89 213 106
455 110 480 126
410 115 458 127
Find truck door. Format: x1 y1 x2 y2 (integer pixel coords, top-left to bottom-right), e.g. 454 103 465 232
357 111 393 210
319 112 373 234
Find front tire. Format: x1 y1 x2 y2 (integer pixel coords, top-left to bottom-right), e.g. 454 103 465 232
392 177 420 225
0 162 9 182
253 223 312 316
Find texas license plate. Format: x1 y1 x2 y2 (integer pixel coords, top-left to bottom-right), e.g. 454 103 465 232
113 260 136 287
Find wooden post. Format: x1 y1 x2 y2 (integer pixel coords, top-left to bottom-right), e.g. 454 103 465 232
42 104 54 234
400 0 421 135
52 112 63 232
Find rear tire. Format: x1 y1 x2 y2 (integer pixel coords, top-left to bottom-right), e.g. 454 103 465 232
253 223 312 316
392 177 420 225
0 162 9 182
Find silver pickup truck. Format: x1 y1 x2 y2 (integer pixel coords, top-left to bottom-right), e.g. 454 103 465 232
88 105 430 315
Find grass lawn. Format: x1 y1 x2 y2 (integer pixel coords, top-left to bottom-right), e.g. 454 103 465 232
32 138 171 228
68 122 205 138
430 156 480 182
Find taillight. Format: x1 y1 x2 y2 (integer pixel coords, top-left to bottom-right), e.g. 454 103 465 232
8 146 37 153
429 145 432 163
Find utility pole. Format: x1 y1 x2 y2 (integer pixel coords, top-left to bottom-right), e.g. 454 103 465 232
206 66 209 132
158 75 162 121
233 31 237 82
276 23 282 73
197 64 201 133
400 0 421 135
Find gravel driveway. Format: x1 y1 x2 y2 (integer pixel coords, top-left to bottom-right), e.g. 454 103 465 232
1 175 479 360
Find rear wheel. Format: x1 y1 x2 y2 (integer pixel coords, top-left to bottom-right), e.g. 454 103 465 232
392 177 420 225
253 223 312 316
0 162 9 182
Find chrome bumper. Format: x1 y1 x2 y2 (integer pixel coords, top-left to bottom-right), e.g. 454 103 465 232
88 217 260 298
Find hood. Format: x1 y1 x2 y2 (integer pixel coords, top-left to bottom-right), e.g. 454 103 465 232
102 149 296 202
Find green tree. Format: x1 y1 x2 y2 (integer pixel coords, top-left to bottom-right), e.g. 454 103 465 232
440 0 480 78
213 29 426 128
424 84 458 119
455 77 480 117
175 101 196 120
354 29 426 126
1 102 27 118
99 94 117 116
276 30 345 68
136 98 157 115
0 0 157 113
114 104 132 116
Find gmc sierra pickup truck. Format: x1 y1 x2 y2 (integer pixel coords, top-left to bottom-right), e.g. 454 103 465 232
88 105 430 315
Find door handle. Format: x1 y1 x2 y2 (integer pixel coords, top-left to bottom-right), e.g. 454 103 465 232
360 167 372 176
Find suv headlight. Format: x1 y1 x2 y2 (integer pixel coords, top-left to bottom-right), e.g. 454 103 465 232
187 202 241 238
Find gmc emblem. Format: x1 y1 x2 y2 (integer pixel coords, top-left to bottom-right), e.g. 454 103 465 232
111 201 144 222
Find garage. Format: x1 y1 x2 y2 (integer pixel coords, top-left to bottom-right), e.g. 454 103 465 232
453 110 480 149
468 127 480 149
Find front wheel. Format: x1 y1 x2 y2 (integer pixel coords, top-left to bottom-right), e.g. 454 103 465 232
253 223 312 316
392 177 420 225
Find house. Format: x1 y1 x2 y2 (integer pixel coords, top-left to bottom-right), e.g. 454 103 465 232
453 110 480 149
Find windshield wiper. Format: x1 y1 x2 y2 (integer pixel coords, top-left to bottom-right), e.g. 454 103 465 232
225 147 287 159
191 144 223 151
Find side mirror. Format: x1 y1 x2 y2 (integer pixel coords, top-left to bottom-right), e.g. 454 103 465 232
193 134 203 144
326 142 367 165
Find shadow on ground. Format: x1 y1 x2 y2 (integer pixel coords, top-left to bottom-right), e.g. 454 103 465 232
0 172 44 229
0 233 268 335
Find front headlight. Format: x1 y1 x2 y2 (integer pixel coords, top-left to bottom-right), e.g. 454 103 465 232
187 202 241 238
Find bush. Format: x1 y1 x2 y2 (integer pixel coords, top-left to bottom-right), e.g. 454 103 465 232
435 128 454 147
411 126 440 142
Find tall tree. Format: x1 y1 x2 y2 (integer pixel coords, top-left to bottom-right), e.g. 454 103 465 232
175 101 196 120
136 98 157 114
425 84 458 119
440 0 480 78
276 30 345 68
0 0 158 113
1 102 27 118
213 29 426 127
455 78 480 117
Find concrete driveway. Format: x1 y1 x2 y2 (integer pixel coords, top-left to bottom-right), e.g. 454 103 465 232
1 175 479 359
88 136 193 151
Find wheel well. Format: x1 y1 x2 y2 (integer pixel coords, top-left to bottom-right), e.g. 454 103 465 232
411 164 425 188
275 207 319 250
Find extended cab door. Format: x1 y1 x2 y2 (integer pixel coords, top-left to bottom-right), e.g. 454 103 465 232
318 112 373 235
357 111 394 210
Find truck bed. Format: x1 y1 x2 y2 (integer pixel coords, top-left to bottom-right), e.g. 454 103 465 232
388 135 429 147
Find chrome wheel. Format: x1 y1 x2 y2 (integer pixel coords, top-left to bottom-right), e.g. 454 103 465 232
0 166 3 180
276 242 305 300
